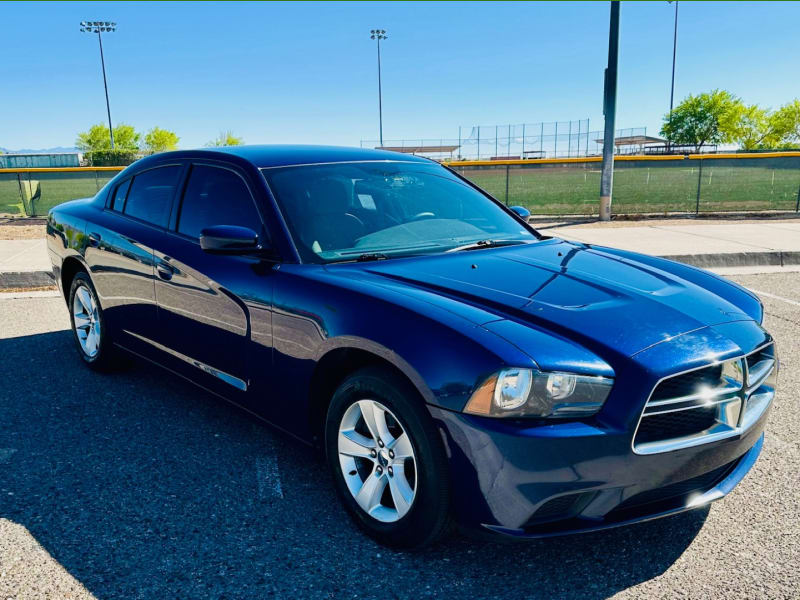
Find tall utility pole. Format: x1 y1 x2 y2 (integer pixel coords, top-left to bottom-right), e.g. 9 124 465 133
599 1 620 222
370 29 387 147
80 21 117 149
667 1 679 151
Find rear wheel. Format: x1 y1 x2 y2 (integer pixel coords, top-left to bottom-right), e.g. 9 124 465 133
325 366 451 549
68 271 120 370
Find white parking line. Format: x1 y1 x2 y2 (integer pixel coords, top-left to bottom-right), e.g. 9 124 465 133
748 289 800 308
256 455 284 500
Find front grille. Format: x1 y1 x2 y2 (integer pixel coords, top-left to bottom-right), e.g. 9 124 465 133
633 343 776 454
650 364 723 401
635 406 717 444
609 457 741 518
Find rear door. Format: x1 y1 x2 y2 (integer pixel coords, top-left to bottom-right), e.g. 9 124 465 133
85 164 183 354
153 162 274 402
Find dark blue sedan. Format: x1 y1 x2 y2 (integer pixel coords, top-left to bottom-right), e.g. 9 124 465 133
47 145 777 548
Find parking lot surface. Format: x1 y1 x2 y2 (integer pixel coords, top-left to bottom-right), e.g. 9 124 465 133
0 272 798 599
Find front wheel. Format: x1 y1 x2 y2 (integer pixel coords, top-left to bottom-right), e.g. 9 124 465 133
325 366 451 549
68 271 120 370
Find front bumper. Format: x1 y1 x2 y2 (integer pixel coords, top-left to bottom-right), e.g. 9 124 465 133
430 402 768 539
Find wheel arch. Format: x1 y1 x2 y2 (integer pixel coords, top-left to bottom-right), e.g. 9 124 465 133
307 338 435 446
60 255 90 301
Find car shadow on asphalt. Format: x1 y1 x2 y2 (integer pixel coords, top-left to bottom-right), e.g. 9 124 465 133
0 330 708 599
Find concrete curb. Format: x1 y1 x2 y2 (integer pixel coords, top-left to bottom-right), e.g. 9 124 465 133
662 251 800 269
3 250 800 292
0 270 55 290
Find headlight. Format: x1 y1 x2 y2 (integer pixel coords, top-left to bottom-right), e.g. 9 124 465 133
465 368 614 418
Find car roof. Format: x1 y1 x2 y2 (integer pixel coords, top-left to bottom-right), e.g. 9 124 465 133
137 145 434 169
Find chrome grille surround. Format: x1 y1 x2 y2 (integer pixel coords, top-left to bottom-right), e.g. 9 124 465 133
633 342 777 455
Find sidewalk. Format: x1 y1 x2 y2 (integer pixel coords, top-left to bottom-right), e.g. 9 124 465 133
540 219 800 269
1 218 799 290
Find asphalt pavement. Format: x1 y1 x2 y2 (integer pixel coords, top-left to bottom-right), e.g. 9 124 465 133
0 272 798 599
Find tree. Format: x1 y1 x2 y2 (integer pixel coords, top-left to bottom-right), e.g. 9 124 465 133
143 127 179 154
206 130 244 147
772 100 800 148
728 104 780 150
660 90 743 152
76 123 140 151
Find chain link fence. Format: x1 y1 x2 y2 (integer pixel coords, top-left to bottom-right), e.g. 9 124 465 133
2 155 800 218
362 121 648 160
448 154 800 216
0 168 122 216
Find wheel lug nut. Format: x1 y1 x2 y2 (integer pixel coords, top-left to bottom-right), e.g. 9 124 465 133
387 467 393 476
377 439 384 448
370 449 377 458
388 450 394 459
376 466 383 474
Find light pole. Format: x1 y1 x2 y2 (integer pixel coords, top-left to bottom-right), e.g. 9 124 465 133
370 29 387 148
80 21 117 149
599 1 620 221
667 1 679 151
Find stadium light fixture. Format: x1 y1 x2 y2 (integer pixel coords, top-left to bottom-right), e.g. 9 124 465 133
80 20 117 149
369 29 388 147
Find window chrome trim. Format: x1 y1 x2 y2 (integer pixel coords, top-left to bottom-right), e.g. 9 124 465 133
632 341 775 455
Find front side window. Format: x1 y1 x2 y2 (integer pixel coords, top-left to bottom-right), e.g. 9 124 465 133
177 165 261 239
123 165 182 228
262 161 537 263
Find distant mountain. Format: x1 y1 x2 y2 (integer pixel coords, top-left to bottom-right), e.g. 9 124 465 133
0 146 80 154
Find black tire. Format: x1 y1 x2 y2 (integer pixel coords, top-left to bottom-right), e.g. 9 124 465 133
67 270 122 371
325 366 451 549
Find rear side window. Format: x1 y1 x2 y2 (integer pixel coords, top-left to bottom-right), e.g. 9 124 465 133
110 178 131 211
123 165 182 227
177 165 261 239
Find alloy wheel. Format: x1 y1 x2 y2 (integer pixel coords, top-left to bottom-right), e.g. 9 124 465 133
337 399 417 523
72 284 101 358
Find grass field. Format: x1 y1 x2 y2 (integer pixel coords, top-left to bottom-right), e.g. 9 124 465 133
456 162 800 215
1 161 799 217
0 171 118 216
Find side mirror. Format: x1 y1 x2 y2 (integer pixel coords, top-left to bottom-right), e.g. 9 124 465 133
200 225 261 254
509 205 531 219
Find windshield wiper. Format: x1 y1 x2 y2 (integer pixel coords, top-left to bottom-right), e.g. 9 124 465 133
446 239 528 253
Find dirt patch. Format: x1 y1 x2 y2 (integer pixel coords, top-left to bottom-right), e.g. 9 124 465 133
0 225 46 240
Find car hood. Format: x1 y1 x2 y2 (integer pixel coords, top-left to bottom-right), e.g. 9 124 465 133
357 239 755 357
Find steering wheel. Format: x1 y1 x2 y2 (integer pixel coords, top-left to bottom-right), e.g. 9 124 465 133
410 212 436 221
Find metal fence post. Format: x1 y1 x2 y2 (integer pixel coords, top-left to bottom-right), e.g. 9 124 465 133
795 180 800 212
15 173 26 216
554 121 558 157
522 123 526 158
505 164 510 205
586 118 590 156
540 123 544 157
477 126 480 160
495 125 498 158
695 159 703 214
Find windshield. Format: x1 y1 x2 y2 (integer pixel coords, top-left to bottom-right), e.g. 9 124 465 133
262 161 538 263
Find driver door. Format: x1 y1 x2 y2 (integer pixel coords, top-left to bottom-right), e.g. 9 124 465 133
153 162 273 402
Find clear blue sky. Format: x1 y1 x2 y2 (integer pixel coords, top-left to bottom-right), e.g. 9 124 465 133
3 1 799 150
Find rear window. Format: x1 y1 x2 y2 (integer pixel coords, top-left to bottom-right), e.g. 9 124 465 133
110 178 130 211
123 165 182 227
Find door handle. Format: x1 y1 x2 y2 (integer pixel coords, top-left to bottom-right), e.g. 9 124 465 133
156 261 173 281
88 232 101 247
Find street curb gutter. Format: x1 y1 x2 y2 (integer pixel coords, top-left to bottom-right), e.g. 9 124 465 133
0 270 55 291
1 251 799 291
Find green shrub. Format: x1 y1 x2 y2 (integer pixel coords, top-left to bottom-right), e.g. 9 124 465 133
85 150 141 167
